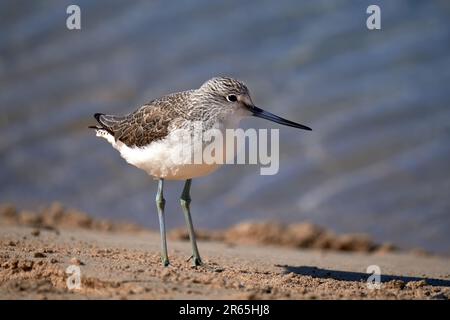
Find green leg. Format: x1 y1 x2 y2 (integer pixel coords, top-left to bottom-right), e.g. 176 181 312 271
180 179 202 266
156 178 169 266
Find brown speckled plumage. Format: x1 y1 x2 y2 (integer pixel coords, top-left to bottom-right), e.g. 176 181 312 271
94 92 189 147
91 77 250 147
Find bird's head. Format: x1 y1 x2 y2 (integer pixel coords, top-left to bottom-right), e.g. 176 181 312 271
198 76 312 131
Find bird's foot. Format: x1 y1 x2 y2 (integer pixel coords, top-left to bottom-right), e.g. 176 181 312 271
161 257 170 267
186 255 202 267
193 256 202 266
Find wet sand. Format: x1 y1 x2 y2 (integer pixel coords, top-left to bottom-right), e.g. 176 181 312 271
0 203 449 299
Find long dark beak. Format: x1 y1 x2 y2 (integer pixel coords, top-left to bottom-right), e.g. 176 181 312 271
248 105 312 131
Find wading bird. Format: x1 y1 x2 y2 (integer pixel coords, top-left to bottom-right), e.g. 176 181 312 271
90 77 311 266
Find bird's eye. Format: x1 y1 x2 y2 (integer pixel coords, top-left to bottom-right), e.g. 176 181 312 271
226 94 238 102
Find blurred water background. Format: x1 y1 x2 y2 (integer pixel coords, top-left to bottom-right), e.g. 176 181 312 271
1 0 449 254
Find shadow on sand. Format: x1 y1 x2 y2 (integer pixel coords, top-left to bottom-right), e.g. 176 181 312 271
277 265 450 287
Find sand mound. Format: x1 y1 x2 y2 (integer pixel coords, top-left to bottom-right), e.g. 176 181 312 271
0 202 144 233
1 203 396 253
169 221 397 254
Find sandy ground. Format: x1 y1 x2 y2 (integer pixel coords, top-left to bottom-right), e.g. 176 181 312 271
0 203 449 300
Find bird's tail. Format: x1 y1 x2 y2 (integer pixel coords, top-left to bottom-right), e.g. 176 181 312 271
88 113 117 135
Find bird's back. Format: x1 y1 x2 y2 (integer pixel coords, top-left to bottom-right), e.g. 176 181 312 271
92 90 194 148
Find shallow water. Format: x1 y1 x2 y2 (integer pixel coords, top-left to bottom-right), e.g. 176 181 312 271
1 0 450 253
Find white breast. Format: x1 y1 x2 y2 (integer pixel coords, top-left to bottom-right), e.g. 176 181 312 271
96 129 221 180
95 111 245 180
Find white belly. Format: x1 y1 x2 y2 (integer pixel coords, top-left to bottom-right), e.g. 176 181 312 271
96 129 222 180
95 112 245 180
